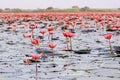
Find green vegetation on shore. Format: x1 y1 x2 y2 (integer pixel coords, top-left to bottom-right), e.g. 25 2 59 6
0 6 120 12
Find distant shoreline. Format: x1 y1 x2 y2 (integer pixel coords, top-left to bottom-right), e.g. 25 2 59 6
0 8 120 13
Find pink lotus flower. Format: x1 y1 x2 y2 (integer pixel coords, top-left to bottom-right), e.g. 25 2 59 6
68 32 75 38
30 54 43 60
30 53 43 77
63 32 75 50
48 43 57 49
23 33 32 38
48 30 54 42
63 32 69 37
49 31 54 35
47 26 54 31
32 38 40 46
112 27 118 31
104 33 112 40
48 43 57 58
29 25 36 30
104 33 113 54
63 32 70 50
40 29 46 41
40 29 46 35
29 25 37 38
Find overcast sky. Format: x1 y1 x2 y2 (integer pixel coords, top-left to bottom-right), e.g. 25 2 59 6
0 0 120 9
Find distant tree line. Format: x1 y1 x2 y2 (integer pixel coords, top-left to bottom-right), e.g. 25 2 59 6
0 6 120 12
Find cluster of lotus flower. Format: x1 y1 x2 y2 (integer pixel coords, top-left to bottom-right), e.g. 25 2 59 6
21 23 76 77
22 27 116 63
23 26 57 63
1 13 119 78
22 23 76 63
0 12 119 62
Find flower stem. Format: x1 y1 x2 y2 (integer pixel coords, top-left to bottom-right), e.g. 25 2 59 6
66 37 69 50
48 34 51 42
109 40 113 54
42 34 44 42
32 30 34 39
70 38 72 50
35 60 38 77
52 48 54 58
13 28 16 33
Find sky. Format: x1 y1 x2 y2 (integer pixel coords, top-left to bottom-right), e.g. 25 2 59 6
0 0 120 9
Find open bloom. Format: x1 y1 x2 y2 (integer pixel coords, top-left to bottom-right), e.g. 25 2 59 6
32 38 40 46
49 31 54 35
63 32 69 37
40 29 46 35
29 25 37 30
30 53 43 60
63 32 75 38
48 43 57 48
68 32 75 38
104 33 112 40
23 33 32 38
47 26 54 31
104 33 113 54
112 27 118 31
48 43 57 58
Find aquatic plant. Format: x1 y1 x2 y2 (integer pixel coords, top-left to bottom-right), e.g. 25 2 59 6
48 43 57 58
104 33 113 54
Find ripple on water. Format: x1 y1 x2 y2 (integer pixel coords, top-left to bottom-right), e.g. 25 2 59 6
90 68 120 78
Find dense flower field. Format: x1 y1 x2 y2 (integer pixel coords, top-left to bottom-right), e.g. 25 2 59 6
0 12 120 80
